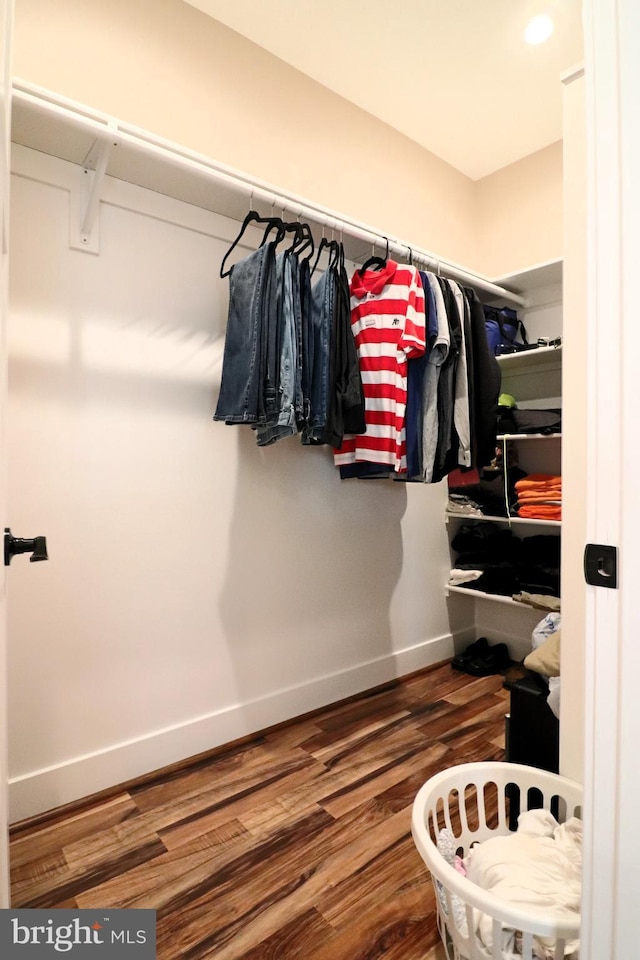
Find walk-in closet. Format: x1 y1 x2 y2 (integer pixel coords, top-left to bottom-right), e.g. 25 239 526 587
3 1 640 957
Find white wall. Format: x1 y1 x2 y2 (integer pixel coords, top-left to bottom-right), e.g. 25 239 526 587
6 147 453 820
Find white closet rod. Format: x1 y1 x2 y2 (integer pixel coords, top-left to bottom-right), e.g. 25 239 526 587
12 82 526 306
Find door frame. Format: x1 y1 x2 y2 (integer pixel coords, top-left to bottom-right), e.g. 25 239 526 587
0 0 13 910
581 0 640 955
0 0 636 936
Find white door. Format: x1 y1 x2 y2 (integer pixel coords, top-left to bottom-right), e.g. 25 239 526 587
0 0 12 909
582 0 640 956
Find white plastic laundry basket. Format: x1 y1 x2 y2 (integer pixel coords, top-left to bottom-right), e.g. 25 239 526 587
411 761 583 960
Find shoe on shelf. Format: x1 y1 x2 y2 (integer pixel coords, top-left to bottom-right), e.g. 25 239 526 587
451 636 490 672
464 642 511 677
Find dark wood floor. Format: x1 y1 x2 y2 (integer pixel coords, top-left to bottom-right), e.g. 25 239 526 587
9 662 509 960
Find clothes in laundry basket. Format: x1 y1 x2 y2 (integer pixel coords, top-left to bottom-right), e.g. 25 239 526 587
463 809 582 959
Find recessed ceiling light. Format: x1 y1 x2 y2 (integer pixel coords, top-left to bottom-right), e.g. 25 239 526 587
525 14 554 45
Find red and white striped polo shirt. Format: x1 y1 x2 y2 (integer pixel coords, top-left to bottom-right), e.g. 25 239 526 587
334 260 426 473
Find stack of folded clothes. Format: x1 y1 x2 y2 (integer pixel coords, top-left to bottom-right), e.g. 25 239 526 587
450 522 561 599
447 458 528 519
514 473 561 521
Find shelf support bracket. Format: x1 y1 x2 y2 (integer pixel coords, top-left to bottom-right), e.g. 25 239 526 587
69 122 119 254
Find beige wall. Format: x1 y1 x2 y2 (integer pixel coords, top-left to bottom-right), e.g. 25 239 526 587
474 141 563 278
13 0 480 267
13 0 564 279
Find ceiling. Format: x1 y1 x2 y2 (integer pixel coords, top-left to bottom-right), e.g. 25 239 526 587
183 0 584 181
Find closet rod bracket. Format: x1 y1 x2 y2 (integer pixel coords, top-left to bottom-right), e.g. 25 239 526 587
69 121 119 254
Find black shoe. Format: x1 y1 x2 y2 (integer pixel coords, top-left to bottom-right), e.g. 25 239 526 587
464 643 511 677
451 637 490 672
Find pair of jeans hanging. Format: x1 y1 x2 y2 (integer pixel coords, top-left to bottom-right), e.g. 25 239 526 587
213 240 278 425
256 250 302 445
301 261 335 444
304 255 365 448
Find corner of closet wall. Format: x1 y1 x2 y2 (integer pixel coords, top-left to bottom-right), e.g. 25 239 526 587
472 140 563 280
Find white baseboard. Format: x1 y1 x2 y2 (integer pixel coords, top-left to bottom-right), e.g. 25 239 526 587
9 633 454 822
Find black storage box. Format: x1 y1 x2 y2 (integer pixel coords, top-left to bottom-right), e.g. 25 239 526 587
506 670 559 773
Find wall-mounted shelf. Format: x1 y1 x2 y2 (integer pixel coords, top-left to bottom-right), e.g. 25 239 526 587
446 259 563 659
497 433 562 442
446 585 547 607
491 258 563 298
496 344 562 371
445 511 561 528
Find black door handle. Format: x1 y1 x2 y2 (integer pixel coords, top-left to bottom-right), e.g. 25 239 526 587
584 542 618 589
4 528 49 566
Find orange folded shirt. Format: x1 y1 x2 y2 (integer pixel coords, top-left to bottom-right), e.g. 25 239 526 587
516 487 562 498
517 505 562 519
517 484 562 495
515 475 562 494
517 493 562 504
515 473 562 485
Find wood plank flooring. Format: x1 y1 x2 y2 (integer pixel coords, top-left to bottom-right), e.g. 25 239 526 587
9 662 510 960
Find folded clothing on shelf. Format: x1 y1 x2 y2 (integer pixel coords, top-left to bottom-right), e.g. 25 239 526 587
513 592 561 611
447 493 484 517
497 408 562 435
449 568 484 585
450 522 560 597
516 473 561 491
514 473 562 521
448 463 527 519
518 505 562 520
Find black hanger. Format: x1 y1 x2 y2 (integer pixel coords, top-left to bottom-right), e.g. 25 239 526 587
359 236 390 274
220 210 284 278
284 220 315 262
280 220 307 254
291 221 315 261
331 240 342 271
259 216 285 247
310 237 340 277
310 237 329 276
